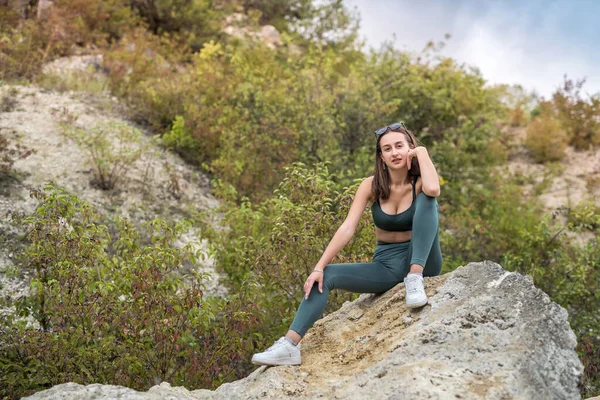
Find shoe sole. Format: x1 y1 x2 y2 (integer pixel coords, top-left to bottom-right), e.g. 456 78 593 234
406 297 428 308
251 356 301 366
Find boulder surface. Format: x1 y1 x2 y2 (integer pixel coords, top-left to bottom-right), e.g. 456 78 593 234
24 261 584 400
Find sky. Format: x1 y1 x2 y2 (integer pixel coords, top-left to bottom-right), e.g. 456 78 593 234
344 0 600 99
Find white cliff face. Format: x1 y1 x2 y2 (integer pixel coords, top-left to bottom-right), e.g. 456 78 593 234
23 261 584 400
0 84 227 301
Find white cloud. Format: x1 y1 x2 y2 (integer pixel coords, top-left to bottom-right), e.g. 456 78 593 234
346 0 600 98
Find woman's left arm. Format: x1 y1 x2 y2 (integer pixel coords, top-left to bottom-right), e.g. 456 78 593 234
408 146 440 197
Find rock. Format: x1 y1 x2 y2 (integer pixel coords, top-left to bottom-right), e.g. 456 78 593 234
23 261 584 400
222 13 282 49
37 0 53 19
21 382 215 400
41 54 104 76
256 25 282 49
0 85 224 303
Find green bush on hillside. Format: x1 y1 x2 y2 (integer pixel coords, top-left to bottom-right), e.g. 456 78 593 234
61 121 145 190
525 115 567 163
0 0 138 79
199 163 373 337
0 186 261 399
551 77 600 150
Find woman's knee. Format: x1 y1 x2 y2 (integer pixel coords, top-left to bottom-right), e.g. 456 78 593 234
322 264 343 289
416 192 437 209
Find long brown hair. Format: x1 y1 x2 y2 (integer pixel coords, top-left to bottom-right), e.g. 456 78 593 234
372 126 421 201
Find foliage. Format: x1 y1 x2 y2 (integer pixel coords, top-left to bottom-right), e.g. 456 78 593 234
1 87 19 112
550 77 600 150
105 36 506 201
199 163 372 336
61 121 145 190
0 0 138 79
102 27 191 115
568 201 600 232
0 186 261 399
439 171 542 271
130 0 224 51
35 70 110 94
0 127 34 180
578 335 600 398
496 84 537 127
525 114 567 163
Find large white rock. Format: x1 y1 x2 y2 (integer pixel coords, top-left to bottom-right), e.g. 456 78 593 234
24 261 584 399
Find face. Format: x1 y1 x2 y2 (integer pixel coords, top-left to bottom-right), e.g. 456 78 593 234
379 130 413 170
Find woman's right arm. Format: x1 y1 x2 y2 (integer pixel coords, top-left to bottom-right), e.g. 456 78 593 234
303 176 373 299
315 176 374 270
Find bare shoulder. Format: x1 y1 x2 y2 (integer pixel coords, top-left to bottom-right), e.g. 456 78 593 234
363 175 375 186
358 176 375 202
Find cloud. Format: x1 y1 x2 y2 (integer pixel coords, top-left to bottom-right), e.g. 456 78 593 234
346 0 600 98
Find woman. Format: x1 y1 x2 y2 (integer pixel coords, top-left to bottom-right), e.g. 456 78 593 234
251 122 442 366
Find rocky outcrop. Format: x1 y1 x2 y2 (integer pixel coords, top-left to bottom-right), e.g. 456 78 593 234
41 54 103 76
223 13 282 49
0 85 226 302
24 261 584 400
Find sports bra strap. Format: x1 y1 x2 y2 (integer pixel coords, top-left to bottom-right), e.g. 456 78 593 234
411 179 416 200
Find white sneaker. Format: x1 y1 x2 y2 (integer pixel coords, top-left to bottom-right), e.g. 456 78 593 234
404 274 428 308
251 337 301 366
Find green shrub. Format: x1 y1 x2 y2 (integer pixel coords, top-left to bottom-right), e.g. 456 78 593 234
102 28 193 126
0 127 34 180
131 0 224 52
552 77 600 150
524 115 567 163
578 335 600 398
161 115 206 165
0 0 137 80
0 185 261 398
568 201 600 231
200 163 372 336
61 121 145 190
1 87 19 112
35 70 110 94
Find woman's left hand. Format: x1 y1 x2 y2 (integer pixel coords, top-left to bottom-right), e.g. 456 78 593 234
304 270 324 300
407 147 425 170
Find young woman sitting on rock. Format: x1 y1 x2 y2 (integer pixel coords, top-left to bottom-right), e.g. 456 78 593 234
252 122 443 366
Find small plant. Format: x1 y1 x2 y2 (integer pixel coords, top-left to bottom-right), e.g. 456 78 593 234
578 335 600 398
163 161 185 200
36 70 110 94
0 128 35 179
0 87 19 112
584 173 600 198
50 106 79 125
552 77 600 150
568 201 600 231
62 121 145 190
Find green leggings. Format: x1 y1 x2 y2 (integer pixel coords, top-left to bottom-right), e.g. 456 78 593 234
289 193 442 337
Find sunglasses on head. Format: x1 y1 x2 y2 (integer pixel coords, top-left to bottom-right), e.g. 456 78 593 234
375 122 408 136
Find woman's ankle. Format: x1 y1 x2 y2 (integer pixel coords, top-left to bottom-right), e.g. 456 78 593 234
409 264 424 275
286 330 302 345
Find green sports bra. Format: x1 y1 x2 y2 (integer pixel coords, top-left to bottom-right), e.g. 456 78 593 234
371 181 416 232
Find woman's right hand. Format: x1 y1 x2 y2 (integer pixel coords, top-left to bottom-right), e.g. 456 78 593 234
303 269 324 300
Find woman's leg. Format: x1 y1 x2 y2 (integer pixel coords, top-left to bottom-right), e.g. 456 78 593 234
252 244 408 365
407 192 442 276
288 259 402 338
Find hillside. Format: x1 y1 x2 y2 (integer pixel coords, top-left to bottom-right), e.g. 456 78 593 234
0 82 227 313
